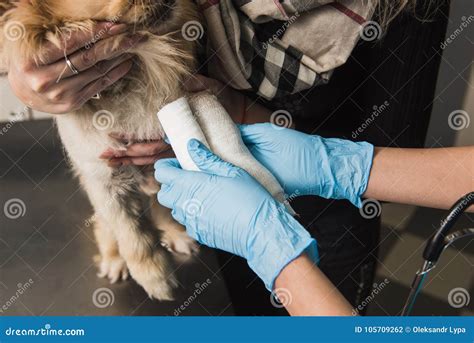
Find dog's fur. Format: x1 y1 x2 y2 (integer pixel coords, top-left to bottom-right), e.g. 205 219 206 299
1 0 202 300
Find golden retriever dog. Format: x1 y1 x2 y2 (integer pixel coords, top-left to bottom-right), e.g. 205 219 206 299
1 0 201 300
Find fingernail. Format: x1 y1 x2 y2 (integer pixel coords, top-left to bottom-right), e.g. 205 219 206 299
108 23 128 35
99 151 112 159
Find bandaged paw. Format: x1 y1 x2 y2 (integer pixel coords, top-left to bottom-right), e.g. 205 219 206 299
157 92 294 214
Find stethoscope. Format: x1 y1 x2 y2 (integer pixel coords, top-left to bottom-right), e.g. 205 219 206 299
401 192 474 316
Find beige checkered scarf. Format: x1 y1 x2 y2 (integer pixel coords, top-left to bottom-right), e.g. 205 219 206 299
199 0 377 99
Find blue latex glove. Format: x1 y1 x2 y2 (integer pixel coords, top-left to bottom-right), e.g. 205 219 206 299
239 123 374 208
155 139 318 290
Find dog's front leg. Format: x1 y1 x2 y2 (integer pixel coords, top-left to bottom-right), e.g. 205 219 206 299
150 196 199 260
82 171 177 300
93 213 129 283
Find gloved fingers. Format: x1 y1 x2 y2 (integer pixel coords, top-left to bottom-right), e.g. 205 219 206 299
159 188 201 242
158 183 197 216
157 184 188 227
187 139 240 178
156 183 176 209
238 123 273 144
154 158 183 184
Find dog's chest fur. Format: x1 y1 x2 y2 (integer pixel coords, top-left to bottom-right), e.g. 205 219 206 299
56 75 165 166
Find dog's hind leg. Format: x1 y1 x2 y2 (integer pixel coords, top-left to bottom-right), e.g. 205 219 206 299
81 169 178 300
93 214 129 283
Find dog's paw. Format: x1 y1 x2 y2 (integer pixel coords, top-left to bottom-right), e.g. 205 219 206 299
127 253 178 301
142 279 176 301
94 254 129 284
161 229 199 258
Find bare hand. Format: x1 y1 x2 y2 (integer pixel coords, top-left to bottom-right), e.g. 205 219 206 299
7 22 144 114
100 133 174 168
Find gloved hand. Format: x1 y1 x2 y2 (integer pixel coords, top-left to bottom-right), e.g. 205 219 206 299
239 123 374 208
155 139 318 290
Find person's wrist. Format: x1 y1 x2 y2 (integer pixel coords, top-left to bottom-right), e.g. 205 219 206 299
312 137 374 207
247 201 318 290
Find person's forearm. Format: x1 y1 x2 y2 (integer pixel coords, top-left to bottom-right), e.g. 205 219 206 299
274 254 353 316
364 147 473 211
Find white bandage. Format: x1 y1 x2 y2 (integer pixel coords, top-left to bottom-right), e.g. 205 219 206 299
157 92 294 214
157 97 209 171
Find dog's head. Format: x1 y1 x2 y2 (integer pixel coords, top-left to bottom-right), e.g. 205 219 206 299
1 0 200 107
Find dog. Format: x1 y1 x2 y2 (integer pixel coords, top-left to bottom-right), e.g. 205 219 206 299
1 0 202 300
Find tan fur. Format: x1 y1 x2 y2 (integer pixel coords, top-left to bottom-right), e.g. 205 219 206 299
1 0 200 300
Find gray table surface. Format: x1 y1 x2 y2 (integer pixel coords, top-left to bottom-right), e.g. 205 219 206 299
0 119 234 316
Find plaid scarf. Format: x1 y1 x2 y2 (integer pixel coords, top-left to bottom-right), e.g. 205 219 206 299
198 0 376 100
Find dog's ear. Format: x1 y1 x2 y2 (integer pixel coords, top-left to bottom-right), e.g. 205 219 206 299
0 1 15 73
